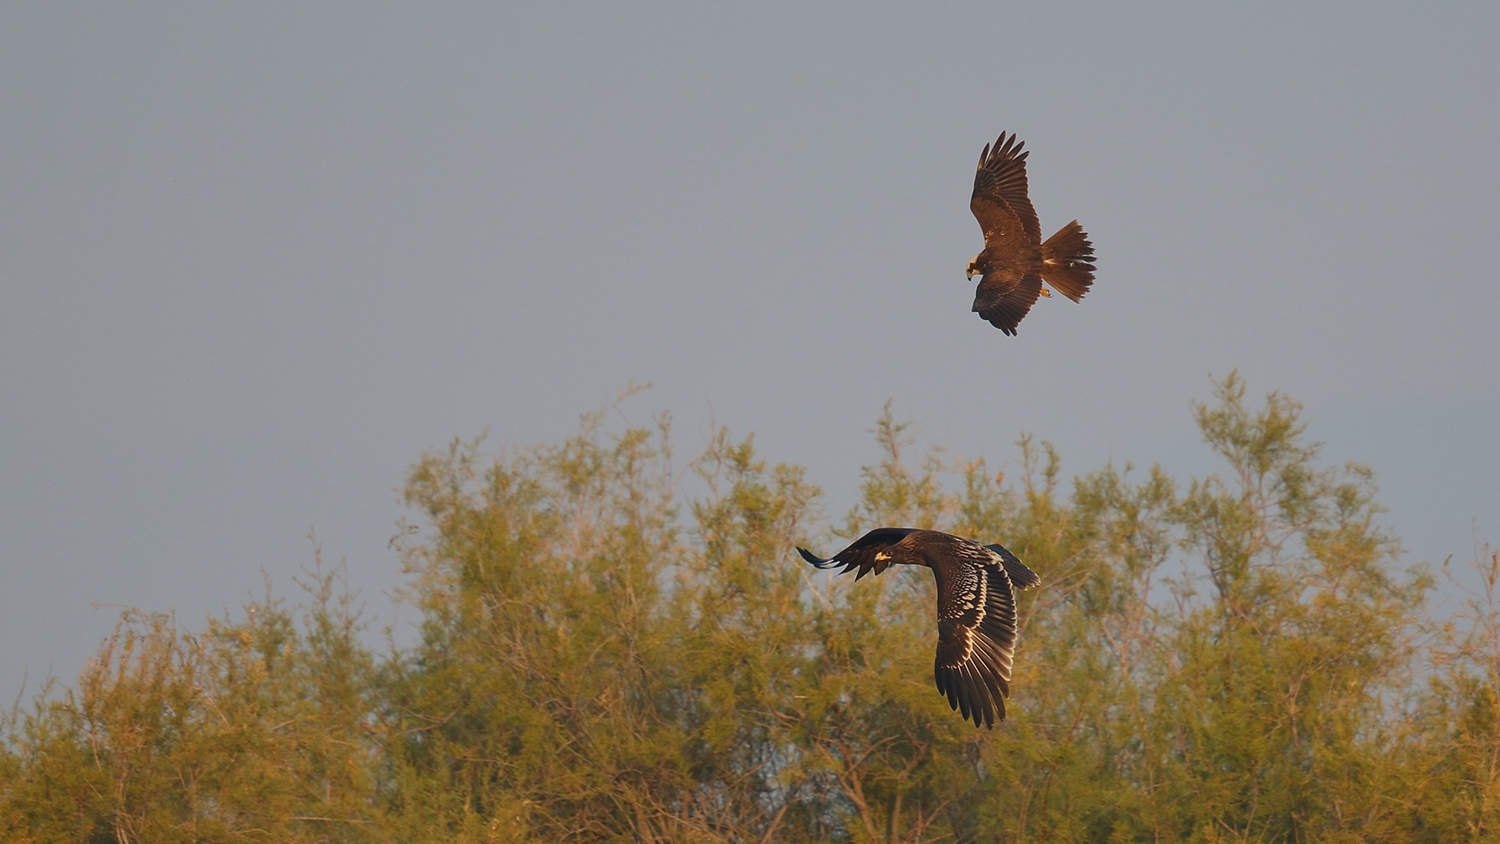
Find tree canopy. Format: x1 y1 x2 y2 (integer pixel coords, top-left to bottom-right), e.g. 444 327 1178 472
4 374 1497 842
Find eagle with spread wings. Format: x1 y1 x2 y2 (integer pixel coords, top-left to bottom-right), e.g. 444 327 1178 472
967 132 1096 335
797 528 1040 728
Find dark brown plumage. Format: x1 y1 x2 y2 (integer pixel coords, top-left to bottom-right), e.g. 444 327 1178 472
967 131 1096 335
797 528 1040 728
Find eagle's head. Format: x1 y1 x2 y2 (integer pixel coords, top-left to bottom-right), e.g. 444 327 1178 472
966 254 983 280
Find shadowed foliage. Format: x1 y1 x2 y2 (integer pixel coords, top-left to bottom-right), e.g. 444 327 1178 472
3 375 1495 842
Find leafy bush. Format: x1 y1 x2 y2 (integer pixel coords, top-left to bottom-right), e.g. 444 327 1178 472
5 375 1496 842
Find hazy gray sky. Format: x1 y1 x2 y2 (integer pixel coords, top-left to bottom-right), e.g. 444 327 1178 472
4 3 1497 704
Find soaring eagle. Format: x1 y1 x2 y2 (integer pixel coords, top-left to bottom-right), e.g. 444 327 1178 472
967 132 1096 335
797 528 1040 728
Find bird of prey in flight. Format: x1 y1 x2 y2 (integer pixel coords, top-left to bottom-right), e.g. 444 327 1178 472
967 132 1096 335
797 528 1039 728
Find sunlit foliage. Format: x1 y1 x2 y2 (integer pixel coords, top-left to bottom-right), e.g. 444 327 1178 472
3 375 1495 842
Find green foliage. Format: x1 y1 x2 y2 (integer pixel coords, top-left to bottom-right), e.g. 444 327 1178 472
3 374 1494 842
1 553 379 843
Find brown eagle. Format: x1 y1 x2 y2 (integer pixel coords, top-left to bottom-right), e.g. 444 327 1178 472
967 132 1096 335
797 528 1040 728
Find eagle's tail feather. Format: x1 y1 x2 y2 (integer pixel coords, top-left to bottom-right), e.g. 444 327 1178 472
1040 221 1096 303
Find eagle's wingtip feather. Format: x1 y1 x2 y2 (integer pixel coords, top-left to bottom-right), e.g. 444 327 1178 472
796 546 835 569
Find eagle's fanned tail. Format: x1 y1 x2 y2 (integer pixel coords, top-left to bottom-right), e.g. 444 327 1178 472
1040 220 1096 302
985 543 1042 590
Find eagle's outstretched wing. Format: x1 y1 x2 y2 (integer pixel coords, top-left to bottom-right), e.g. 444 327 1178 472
974 273 1044 336
969 133 1048 335
971 132 1041 247
796 527 918 580
933 541 1027 728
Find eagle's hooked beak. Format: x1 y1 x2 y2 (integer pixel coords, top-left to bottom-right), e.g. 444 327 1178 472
966 255 981 280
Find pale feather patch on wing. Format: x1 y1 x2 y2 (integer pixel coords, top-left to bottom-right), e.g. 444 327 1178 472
934 555 1021 727
930 557 1014 728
